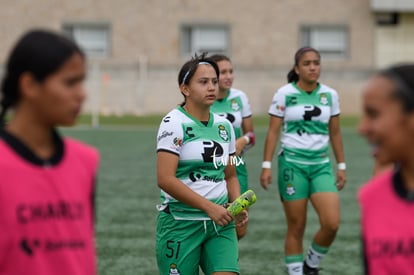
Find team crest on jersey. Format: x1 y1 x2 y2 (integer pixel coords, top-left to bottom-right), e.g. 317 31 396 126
169 263 181 275
286 184 295 196
231 99 240 111
319 93 328 105
218 125 229 141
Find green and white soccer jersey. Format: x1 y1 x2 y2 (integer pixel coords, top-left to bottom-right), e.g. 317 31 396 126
268 82 340 164
156 106 236 220
211 88 252 192
210 88 252 138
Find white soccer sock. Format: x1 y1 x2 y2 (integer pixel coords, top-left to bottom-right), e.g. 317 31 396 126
305 246 326 268
286 262 303 275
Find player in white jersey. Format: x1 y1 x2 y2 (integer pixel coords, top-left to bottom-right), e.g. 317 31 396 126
260 47 346 275
210 54 255 239
156 53 247 275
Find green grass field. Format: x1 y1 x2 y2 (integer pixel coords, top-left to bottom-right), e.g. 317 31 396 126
63 116 372 275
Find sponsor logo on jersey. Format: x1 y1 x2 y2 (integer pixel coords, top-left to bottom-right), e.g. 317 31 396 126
303 105 322 121
189 172 202 182
202 141 223 162
189 172 223 183
368 238 414 259
286 183 296 196
218 125 229 141
158 131 173 141
17 201 84 224
218 112 236 123
20 238 86 256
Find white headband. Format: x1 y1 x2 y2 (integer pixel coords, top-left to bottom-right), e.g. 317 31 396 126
181 61 211 85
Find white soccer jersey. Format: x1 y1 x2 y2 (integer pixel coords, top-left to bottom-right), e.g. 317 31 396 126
156 106 236 220
268 82 340 164
210 88 252 138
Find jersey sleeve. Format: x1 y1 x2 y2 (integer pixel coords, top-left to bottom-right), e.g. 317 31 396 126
156 114 184 156
268 89 286 117
240 92 252 118
330 89 341 116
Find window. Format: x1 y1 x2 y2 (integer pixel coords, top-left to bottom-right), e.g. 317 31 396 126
63 23 110 58
181 25 229 55
301 26 348 60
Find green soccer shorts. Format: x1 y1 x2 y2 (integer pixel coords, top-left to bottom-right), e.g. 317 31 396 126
277 153 337 201
156 211 239 275
236 162 248 194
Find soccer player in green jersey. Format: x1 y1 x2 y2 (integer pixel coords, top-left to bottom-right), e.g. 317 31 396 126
156 53 247 275
210 54 255 239
260 47 346 275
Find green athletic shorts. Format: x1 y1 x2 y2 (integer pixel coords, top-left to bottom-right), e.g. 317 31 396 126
236 162 248 194
156 210 239 275
278 153 337 201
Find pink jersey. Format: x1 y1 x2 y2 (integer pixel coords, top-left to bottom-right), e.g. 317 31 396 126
358 169 414 274
0 130 99 275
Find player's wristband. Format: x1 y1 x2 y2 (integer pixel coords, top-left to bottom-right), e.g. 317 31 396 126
262 161 272 169
337 162 346 170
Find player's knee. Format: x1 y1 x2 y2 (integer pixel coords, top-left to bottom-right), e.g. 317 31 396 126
287 225 306 240
321 220 339 236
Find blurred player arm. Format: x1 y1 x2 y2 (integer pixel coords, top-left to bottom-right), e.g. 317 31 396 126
260 115 283 190
235 116 255 155
329 115 345 165
329 115 346 189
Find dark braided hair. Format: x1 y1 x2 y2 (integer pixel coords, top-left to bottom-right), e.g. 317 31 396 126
0 29 84 122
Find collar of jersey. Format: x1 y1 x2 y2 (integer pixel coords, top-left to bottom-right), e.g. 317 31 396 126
292 82 321 94
393 165 414 202
0 127 64 167
177 106 214 127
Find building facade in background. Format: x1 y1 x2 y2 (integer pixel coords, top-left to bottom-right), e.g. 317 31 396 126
0 0 412 116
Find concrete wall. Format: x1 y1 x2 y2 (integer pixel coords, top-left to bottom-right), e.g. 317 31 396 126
375 14 414 68
0 0 377 115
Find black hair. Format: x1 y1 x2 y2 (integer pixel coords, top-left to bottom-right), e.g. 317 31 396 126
177 52 220 106
287 47 321 83
380 64 414 113
0 29 84 122
210 54 231 64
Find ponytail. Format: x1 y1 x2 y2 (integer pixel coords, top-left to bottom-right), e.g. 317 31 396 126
0 75 18 123
287 68 299 83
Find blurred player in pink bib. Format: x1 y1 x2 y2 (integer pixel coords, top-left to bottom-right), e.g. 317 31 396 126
0 29 99 275
358 64 414 274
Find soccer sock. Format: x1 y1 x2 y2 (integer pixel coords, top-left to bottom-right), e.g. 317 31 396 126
305 241 329 268
285 254 303 275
